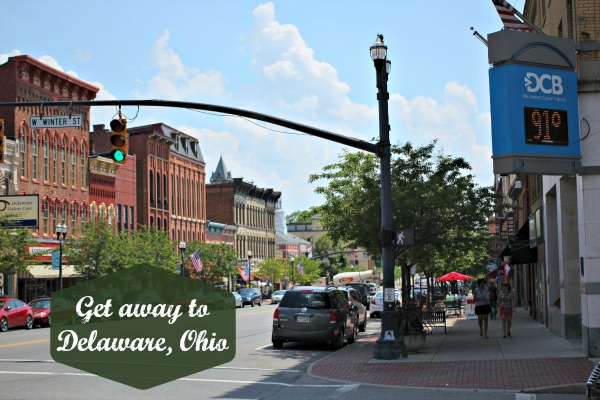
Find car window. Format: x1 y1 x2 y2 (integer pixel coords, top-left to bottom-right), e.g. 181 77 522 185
0 300 6 308
375 291 383 298
31 300 51 309
279 291 330 309
239 289 255 295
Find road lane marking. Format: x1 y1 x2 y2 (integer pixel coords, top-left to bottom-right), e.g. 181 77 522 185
0 339 49 349
0 371 355 387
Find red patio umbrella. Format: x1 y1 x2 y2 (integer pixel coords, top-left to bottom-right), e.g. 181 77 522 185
435 271 473 282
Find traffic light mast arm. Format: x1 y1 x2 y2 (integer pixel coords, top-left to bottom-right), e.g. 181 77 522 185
0 100 377 154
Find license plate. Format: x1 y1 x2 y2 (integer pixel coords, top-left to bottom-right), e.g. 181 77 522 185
296 315 310 323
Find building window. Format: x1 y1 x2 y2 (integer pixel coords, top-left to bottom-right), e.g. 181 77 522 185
99 204 106 221
61 138 67 185
71 203 77 233
43 134 49 182
81 204 87 224
71 143 76 186
90 203 97 221
117 204 122 232
123 206 128 232
52 202 58 233
32 131 38 180
81 143 87 188
43 200 49 236
61 203 67 225
20 127 27 178
108 205 115 225
53 139 58 184
130 206 134 230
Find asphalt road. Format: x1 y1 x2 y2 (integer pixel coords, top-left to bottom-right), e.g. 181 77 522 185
0 305 587 400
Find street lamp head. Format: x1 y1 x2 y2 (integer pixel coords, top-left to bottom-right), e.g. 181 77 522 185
55 222 67 238
179 241 186 251
370 33 387 61
248 250 253 259
386 59 392 74
290 256 295 263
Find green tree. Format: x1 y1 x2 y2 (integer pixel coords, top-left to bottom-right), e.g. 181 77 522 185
64 221 124 278
309 141 494 303
130 226 179 271
312 233 347 281
286 206 321 224
255 258 286 290
0 220 35 275
186 242 239 286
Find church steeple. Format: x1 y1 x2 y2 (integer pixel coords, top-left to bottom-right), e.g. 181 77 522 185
210 155 233 183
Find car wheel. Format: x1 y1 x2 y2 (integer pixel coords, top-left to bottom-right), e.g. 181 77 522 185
272 339 284 349
332 328 344 350
347 324 357 344
251 299 255 307
0 317 8 332
241 303 245 308
47 315 52 327
359 317 367 333
258 299 262 307
369 312 375 318
25 316 33 330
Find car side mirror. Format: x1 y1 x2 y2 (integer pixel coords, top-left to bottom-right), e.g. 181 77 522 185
5 306 11 311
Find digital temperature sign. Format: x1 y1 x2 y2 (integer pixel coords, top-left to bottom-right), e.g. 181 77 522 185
524 107 568 145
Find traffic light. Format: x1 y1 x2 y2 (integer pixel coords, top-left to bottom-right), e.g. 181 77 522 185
0 118 5 163
109 118 128 164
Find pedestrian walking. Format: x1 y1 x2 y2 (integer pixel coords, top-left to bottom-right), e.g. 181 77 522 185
473 278 491 338
488 281 498 320
499 282 515 338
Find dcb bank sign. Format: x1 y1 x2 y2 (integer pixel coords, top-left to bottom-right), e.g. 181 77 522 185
488 30 581 175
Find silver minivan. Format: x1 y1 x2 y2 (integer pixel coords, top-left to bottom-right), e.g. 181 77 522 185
272 286 357 349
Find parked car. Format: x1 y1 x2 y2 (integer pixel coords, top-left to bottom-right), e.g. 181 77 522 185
232 291 243 308
28 297 51 327
270 290 287 305
338 286 367 332
367 283 378 296
345 282 371 310
369 290 401 318
272 286 357 349
0 296 34 332
238 288 262 307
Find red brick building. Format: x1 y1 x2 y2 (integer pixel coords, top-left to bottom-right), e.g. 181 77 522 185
93 123 206 243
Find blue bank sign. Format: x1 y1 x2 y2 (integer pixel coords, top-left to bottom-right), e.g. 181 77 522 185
488 30 581 175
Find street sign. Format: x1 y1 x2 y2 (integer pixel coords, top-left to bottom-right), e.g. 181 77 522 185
396 228 415 246
52 251 60 270
30 114 83 128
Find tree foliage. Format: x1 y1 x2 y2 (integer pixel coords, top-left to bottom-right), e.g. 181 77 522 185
309 141 494 295
185 242 239 286
0 219 35 275
286 206 321 224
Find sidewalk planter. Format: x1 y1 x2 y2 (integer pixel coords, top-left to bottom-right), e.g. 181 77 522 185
399 303 427 352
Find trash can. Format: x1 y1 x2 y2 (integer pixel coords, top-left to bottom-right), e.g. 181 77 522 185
587 361 600 400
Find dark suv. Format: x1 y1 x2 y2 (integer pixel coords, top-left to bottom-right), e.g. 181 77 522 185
238 288 262 307
345 283 371 310
272 286 357 349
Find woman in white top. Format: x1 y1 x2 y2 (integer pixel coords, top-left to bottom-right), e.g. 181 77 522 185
473 278 491 338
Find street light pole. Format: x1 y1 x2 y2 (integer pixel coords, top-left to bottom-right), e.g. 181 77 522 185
247 250 253 287
179 241 186 277
371 34 405 359
55 223 67 291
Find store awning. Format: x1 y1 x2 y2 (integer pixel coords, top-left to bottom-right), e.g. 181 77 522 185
497 223 537 264
27 265 81 279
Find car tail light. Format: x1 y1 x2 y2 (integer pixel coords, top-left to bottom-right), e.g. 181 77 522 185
329 309 338 324
273 307 279 322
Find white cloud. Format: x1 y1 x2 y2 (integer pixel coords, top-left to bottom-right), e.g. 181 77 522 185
0 49 21 64
134 30 227 101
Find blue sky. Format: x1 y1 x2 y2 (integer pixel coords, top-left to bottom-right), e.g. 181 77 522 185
2 1 521 214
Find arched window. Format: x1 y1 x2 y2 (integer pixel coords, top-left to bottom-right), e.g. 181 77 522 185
163 174 168 210
43 133 49 181
53 136 58 184
61 203 67 225
99 204 106 221
43 200 49 236
32 131 38 180
71 203 77 233
61 137 67 185
20 126 27 178
90 202 97 221
52 201 58 233
150 170 154 208
157 172 162 209
108 205 115 225
70 139 77 186
81 142 87 188
81 204 87 224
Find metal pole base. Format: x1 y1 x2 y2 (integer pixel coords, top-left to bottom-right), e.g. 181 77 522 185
374 310 407 360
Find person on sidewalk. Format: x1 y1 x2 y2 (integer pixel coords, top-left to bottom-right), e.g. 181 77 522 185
488 281 498 320
473 278 491 338
499 282 515 338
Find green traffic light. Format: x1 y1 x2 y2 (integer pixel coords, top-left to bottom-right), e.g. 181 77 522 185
112 150 125 162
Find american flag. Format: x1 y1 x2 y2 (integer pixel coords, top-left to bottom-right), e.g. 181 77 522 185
190 250 203 272
297 262 304 275
492 0 533 32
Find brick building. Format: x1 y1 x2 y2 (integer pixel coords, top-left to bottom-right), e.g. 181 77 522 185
92 123 206 244
0 55 99 299
206 156 280 261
